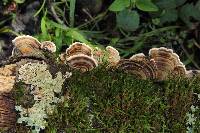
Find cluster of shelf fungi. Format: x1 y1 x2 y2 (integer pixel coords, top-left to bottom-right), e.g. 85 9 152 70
0 35 200 131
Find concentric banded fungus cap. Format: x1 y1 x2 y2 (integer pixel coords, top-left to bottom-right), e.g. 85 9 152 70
66 42 93 57
149 47 183 80
41 41 56 53
130 53 146 61
106 46 120 66
12 35 42 57
66 54 98 72
172 65 186 77
116 55 157 80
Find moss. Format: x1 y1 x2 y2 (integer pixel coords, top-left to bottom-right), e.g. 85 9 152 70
45 65 200 132
13 62 200 132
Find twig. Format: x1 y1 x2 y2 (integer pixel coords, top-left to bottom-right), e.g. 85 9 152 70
180 43 200 69
50 3 64 24
69 0 76 27
119 26 180 43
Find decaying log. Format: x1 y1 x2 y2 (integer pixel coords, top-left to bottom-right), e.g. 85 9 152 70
0 64 16 131
0 35 200 132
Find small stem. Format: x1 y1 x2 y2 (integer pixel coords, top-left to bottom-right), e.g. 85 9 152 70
119 26 180 43
69 0 76 27
50 4 64 24
34 0 46 17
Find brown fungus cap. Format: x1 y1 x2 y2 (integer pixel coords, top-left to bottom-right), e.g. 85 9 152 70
172 65 186 77
130 53 146 61
12 35 41 48
12 35 42 56
41 41 56 53
149 47 185 80
66 54 98 72
106 46 120 66
66 42 93 57
116 57 157 80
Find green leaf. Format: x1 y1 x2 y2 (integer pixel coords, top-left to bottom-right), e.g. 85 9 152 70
14 0 25 4
160 9 178 24
66 29 90 45
179 2 200 25
109 0 130 12
69 0 76 27
117 9 140 31
155 0 176 9
41 16 49 40
54 28 63 52
136 0 158 12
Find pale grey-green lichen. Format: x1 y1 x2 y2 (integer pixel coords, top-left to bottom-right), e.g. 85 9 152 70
15 62 71 132
186 93 200 133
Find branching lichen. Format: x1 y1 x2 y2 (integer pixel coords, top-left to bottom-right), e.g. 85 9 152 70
15 62 71 132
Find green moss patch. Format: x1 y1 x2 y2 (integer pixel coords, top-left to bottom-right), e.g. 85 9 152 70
45 66 200 132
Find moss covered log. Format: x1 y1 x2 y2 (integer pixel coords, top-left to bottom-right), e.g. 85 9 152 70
14 66 200 132
43 67 200 133
1 35 200 132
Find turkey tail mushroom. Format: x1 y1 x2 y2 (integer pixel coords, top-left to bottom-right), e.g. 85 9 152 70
60 42 98 71
172 65 186 77
11 35 45 59
106 46 120 66
66 42 93 57
117 53 157 79
66 54 98 72
149 47 186 80
40 41 56 53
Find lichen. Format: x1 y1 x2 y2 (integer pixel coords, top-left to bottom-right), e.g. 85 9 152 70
15 62 71 132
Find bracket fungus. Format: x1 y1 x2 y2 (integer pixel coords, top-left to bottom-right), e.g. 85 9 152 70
12 35 56 59
66 54 98 72
66 42 93 57
105 46 120 66
12 35 41 56
60 42 98 72
40 41 56 53
117 53 157 80
149 47 186 80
